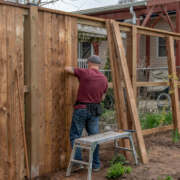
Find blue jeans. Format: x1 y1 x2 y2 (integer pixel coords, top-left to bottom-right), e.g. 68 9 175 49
70 109 100 169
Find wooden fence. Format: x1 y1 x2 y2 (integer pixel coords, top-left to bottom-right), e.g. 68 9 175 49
0 1 180 180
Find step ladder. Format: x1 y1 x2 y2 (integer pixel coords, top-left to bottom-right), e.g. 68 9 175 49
66 131 138 180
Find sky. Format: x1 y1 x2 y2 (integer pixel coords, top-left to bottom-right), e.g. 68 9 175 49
45 0 120 12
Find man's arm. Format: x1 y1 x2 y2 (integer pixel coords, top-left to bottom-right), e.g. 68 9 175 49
65 66 74 75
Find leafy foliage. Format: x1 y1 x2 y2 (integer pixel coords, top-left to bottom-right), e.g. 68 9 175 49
140 112 172 130
106 163 132 179
158 175 173 180
102 88 115 110
172 128 180 143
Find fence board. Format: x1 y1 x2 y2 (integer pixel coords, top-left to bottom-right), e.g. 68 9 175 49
0 5 8 180
0 5 25 180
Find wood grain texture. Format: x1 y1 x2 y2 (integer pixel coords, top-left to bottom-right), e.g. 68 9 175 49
64 16 78 167
106 20 131 159
166 36 180 133
0 5 9 180
110 20 148 164
0 5 25 180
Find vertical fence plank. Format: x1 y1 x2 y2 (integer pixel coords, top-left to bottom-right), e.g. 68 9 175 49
26 6 41 178
0 5 8 180
64 16 78 167
167 36 180 133
14 8 25 180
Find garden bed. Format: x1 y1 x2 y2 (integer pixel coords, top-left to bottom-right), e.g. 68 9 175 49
34 130 180 180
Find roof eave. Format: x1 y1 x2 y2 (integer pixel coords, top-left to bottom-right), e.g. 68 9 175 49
73 1 148 15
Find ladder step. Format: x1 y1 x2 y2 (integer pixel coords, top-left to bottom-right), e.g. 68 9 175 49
71 159 89 165
74 144 91 150
115 147 133 151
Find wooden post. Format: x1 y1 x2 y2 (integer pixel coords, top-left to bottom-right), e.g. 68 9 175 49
24 6 41 178
110 20 148 164
64 16 78 167
176 2 180 79
106 20 131 159
166 36 180 133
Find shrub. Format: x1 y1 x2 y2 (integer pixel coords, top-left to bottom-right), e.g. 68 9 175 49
106 163 132 179
102 88 115 110
172 128 180 143
140 112 172 130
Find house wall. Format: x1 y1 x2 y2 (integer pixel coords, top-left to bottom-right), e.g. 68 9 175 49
149 16 176 67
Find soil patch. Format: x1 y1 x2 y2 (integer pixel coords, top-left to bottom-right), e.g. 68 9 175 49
35 130 180 180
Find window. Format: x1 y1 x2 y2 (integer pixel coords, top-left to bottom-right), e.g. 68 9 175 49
78 42 93 59
158 37 176 57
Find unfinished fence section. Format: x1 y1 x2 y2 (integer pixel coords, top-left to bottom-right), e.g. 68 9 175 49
0 2 79 179
0 1 180 180
24 6 78 178
0 5 26 180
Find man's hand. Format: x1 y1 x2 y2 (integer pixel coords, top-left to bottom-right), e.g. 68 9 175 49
65 66 74 75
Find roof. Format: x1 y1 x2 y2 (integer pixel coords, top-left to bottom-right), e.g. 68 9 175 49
73 0 148 15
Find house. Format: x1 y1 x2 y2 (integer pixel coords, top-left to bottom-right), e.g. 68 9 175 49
75 0 180 83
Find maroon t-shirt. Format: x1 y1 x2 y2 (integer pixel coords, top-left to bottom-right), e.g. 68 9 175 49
74 68 108 109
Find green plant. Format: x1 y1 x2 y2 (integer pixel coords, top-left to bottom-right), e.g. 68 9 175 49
106 163 132 179
165 176 173 180
102 88 115 110
110 154 127 166
172 128 180 143
158 175 173 180
100 109 116 124
140 112 172 130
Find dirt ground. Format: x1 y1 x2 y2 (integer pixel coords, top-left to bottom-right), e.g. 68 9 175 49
35 131 180 180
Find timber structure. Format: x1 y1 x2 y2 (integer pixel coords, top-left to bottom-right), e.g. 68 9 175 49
0 1 180 179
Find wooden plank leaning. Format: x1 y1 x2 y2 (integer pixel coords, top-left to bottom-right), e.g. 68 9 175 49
108 20 148 164
106 20 131 159
166 36 180 133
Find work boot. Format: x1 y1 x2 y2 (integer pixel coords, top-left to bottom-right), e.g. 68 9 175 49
93 167 101 172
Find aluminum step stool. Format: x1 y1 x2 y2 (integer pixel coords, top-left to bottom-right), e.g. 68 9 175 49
66 131 138 180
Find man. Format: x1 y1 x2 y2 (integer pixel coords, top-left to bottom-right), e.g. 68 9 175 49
65 55 108 172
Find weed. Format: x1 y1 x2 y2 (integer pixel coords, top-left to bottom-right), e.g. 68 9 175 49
172 128 180 143
140 112 172 130
106 163 132 179
157 175 173 180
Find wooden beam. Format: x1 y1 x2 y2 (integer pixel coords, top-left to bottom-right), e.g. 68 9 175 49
26 6 41 178
118 22 180 40
147 0 180 7
161 6 176 32
167 36 180 133
136 81 169 87
132 26 137 94
141 6 155 27
110 20 148 164
106 20 131 159
142 125 174 136
151 15 162 28
176 2 180 78
77 18 105 28
64 16 78 167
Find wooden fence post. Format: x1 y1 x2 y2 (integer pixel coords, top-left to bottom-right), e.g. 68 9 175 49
24 6 41 178
167 36 180 133
110 20 148 164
